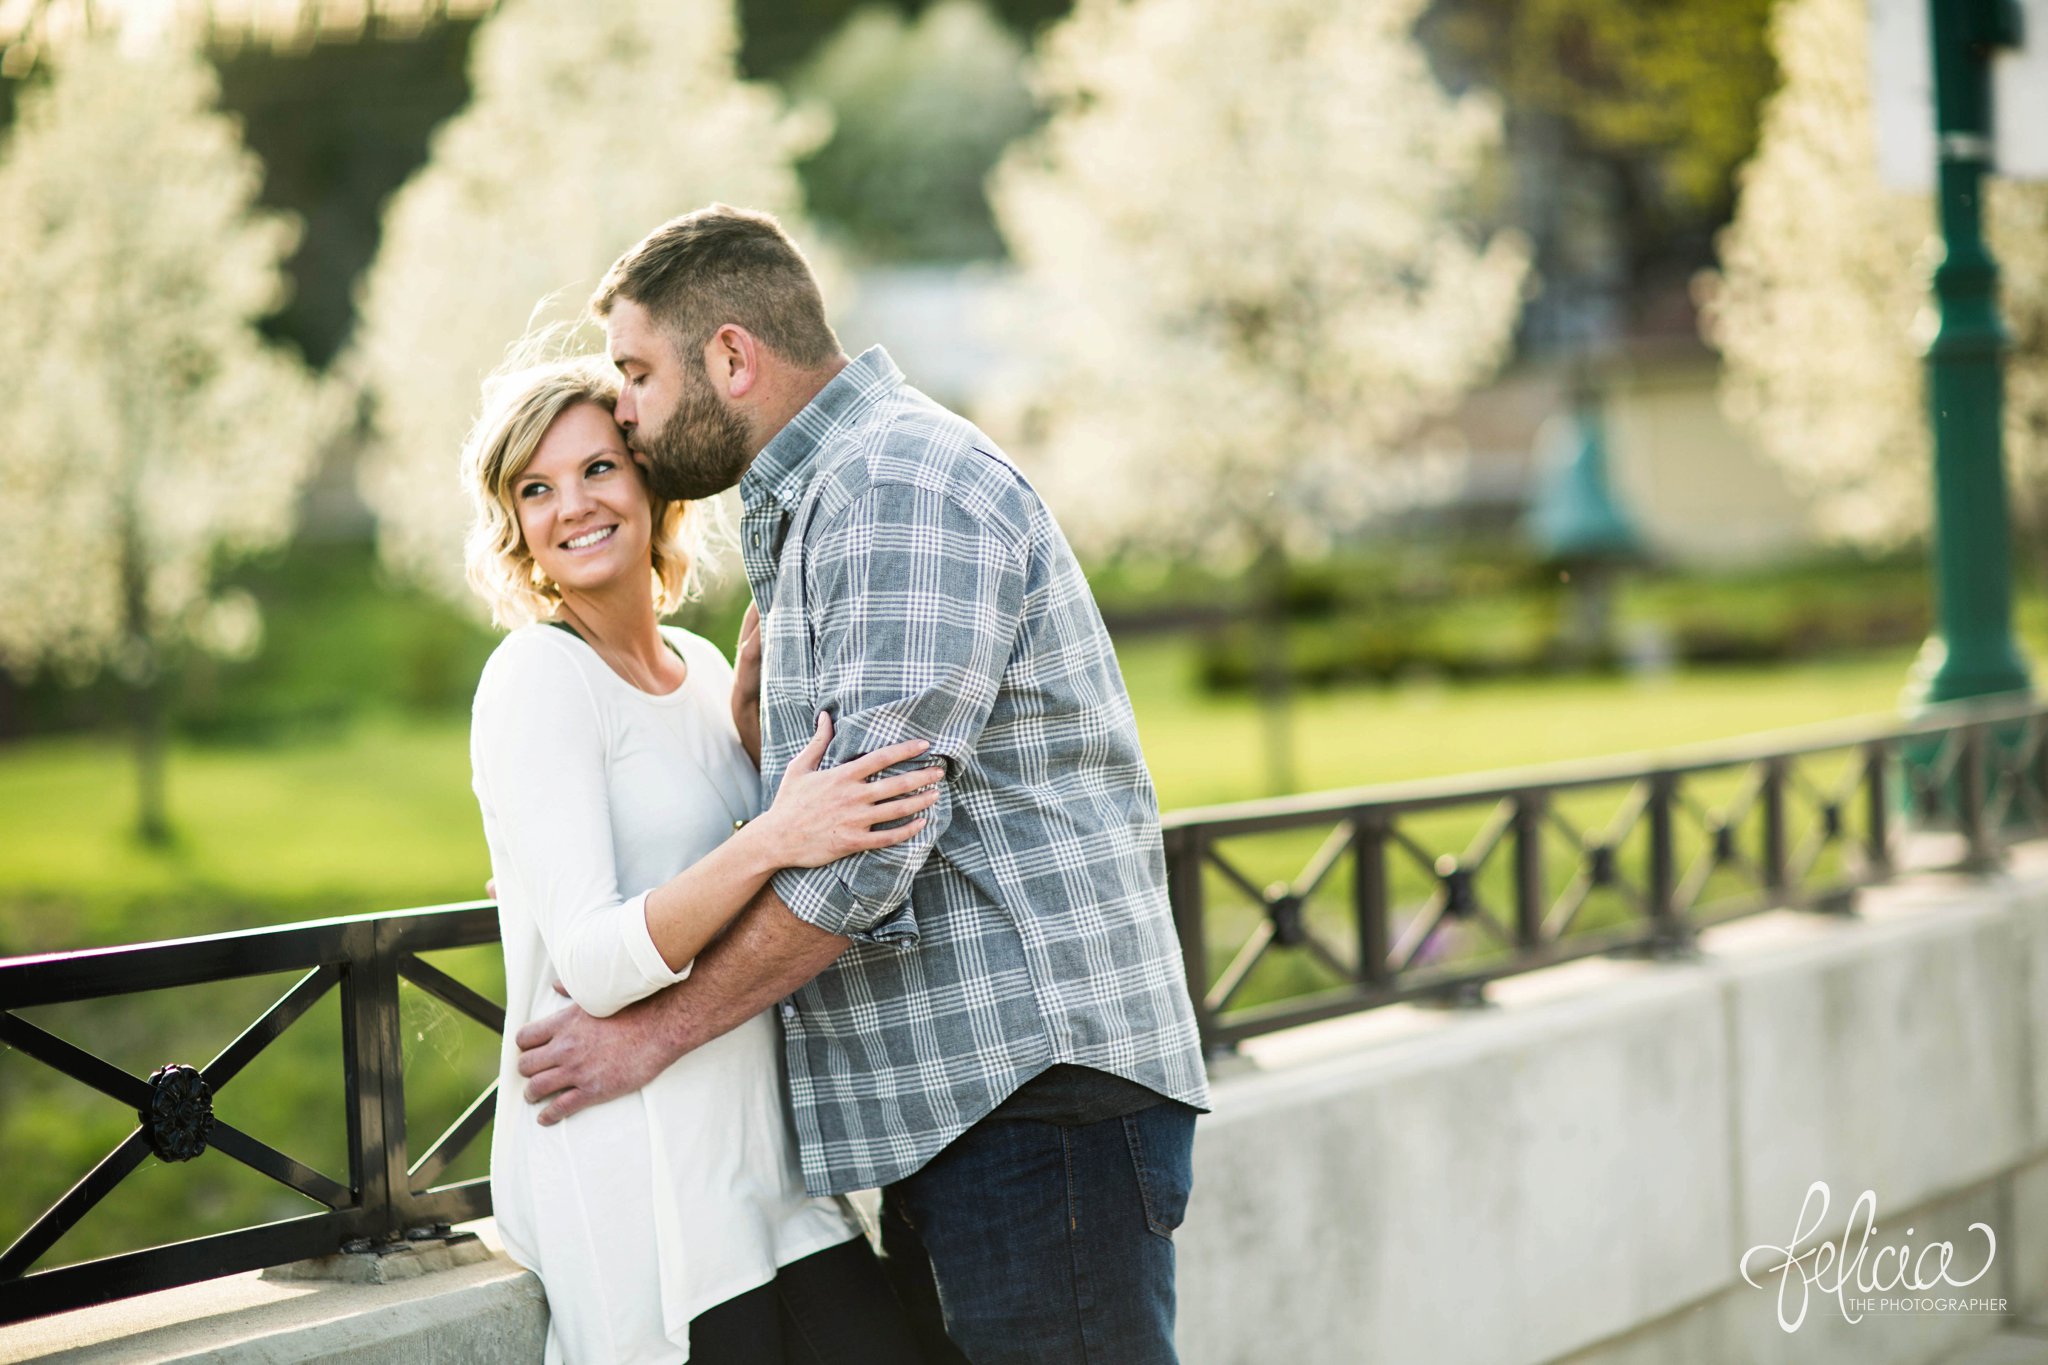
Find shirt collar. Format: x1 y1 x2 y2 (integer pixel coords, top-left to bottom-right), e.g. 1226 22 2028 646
741 345 905 511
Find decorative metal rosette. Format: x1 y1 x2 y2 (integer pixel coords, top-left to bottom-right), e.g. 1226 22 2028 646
140 1063 215 1162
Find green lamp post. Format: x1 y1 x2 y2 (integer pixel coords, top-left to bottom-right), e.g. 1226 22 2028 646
1903 0 2032 710
1528 391 1642 561
1527 383 1644 665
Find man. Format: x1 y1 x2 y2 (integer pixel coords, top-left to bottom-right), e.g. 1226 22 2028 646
513 204 1210 1364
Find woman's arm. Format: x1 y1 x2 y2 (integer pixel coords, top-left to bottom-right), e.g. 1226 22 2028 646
473 633 940 1016
637 711 941 972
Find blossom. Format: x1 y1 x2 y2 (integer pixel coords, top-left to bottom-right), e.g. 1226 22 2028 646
0 32 338 680
1703 0 2048 546
985 0 1529 564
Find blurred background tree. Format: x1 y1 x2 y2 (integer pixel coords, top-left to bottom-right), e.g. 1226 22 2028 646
1702 0 2048 550
990 0 1530 792
351 0 831 609
789 0 1037 262
1424 0 1775 348
0 31 340 843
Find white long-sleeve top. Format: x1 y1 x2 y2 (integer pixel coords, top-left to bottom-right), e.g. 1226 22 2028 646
470 622 857 1364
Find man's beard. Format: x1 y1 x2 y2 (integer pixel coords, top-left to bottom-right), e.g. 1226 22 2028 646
630 377 753 501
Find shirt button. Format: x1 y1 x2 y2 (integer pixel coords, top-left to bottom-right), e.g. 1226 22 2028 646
778 1001 798 1023
751 533 762 548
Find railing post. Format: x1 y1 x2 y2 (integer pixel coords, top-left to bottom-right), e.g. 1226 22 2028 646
1164 826 1215 1054
1512 792 1545 951
1864 740 1893 878
1761 757 1789 893
2033 719 2048 836
340 919 408 1242
1353 810 1390 990
1959 723 1995 868
1647 772 1686 952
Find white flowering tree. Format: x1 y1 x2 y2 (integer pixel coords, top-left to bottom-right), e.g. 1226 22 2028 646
1704 0 2048 548
988 0 1528 790
0 32 338 843
353 0 830 608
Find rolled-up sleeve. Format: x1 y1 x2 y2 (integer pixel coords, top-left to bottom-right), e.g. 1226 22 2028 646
769 482 1025 944
472 635 693 1016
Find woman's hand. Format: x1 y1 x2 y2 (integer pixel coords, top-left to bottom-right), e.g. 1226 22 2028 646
733 603 762 765
752 713 945 868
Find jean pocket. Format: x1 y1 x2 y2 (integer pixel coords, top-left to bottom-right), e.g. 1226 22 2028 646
1123 1109 1192 1240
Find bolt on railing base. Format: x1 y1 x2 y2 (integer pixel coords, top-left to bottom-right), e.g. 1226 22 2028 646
260 1228 489 1286
1605 930 1703 964
1414 980 1494 1012
1807 888 1862 917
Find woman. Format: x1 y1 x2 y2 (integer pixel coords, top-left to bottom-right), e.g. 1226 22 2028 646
463 357 936 1363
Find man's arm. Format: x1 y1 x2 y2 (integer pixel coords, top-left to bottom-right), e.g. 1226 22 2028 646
767 481 1026 942
514 884 846 1125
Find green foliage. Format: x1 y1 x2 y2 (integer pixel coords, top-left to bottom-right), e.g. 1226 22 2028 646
1116 551 1931 695
177 542 500 742
791 0 1038 261
1427 0 1778 214
1630 558 1931 666
179 540 745 744
213 24 481 367
738 0 1071 79
1195 601 1566 692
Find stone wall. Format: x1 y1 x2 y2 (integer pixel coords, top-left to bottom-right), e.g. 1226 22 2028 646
1177 847 2048 1364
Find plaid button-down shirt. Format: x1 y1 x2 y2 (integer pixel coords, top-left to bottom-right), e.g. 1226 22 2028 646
738 347 1210 1196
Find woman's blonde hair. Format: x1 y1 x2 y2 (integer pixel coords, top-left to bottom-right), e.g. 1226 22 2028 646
460 355 708 629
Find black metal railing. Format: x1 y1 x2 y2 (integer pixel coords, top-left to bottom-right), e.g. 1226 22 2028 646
0 904 501 1325
6 695 2048 1324
1165 694 2048 1049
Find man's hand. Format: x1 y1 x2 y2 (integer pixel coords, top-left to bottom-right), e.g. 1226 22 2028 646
514 993 677 1125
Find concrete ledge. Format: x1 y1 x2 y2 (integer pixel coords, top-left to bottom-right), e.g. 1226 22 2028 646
1719 881 2030 1243
1176 855 2048 1365
1555 1178 2011 1365
0 1223 545 1364
1180 955 1734 1365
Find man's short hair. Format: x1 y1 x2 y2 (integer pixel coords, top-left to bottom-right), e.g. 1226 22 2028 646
590 205 839 367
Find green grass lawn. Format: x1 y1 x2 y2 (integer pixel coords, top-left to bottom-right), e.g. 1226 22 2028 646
1122 639 1928 807
0 631 1944 955
0 717 491 953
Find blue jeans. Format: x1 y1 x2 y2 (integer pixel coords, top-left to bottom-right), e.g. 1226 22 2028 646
878 1100 1196 1364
